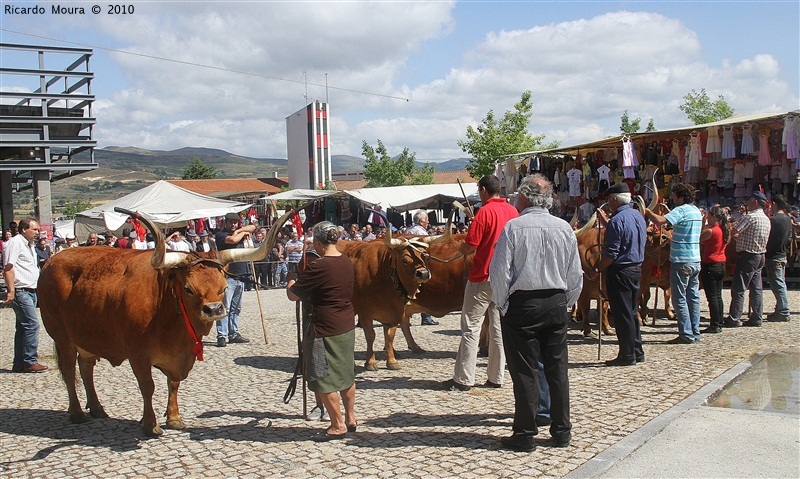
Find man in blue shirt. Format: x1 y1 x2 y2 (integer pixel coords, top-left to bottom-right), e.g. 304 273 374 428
645 183 703 344
594 182 647 366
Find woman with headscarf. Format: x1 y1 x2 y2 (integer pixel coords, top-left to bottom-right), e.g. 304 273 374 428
286 221 357 440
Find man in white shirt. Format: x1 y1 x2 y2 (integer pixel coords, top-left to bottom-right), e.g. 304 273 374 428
2 218 48 373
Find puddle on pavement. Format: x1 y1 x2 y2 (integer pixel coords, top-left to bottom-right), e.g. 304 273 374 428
709 349 800 415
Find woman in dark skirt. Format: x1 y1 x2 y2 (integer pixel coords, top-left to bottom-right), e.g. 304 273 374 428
287 221 357 440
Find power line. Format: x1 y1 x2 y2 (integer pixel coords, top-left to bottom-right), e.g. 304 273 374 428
1 27 608 132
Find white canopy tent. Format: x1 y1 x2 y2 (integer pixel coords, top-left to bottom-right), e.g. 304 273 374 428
74 180 251 240
266 183 478 210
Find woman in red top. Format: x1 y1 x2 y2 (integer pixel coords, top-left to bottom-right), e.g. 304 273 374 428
699 206 730 334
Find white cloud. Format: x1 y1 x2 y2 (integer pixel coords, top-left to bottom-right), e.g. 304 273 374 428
32 6 795 159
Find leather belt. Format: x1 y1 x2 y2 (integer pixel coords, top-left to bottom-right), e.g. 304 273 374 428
18 287 37 293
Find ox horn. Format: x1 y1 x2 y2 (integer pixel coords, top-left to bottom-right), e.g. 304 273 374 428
569 206 579 228
574 212 597 237
218 209 293 265
113 207 193 269
369 208 406 248
648 168 659 211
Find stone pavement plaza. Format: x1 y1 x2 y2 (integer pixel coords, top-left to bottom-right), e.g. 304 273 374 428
1 287 798 479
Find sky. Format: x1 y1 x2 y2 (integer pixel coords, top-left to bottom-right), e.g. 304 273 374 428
1 0 798 161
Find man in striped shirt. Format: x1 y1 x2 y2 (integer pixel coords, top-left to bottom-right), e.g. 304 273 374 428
724 191 771 328
645 183 703 344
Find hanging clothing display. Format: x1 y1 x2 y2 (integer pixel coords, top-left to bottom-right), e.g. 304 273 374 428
686 132 701 169
757 128 772 166
567 167 582 197
741 124 755 155
785 116 799 160
706 126 722 153
621 137 638 179
721 125 736 159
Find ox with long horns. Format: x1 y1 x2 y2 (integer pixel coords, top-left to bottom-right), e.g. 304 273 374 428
38 207 291 437
338 209 453 370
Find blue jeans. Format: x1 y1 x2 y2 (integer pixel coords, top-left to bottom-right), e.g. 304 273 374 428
11 289 40 368
670 262 701 341
217 277 244 339
765 259 790 319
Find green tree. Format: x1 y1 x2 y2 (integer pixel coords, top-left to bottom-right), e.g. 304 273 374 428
645 118 657 132
62 199 92 219
458 91 558 179
620 110 642 134
679 88 735 125
361 140 434 187
182 157 217 179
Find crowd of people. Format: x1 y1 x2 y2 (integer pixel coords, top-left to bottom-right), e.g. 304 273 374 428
2 172 796 450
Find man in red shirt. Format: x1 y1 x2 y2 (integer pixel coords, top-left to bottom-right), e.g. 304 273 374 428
443 175 519 391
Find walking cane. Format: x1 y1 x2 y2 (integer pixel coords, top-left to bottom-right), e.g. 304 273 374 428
251 260 269 345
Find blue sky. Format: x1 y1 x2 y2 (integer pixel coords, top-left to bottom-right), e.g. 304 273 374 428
1 1 798 160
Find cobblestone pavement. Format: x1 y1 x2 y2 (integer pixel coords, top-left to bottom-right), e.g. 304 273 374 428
1 286 798 479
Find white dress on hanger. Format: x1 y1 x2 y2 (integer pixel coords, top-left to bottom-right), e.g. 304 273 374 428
721 125 736 159
741 124 755 155
687 133 701 169
706 126 722 153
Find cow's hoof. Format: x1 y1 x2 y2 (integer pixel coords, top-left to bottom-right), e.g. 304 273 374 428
386 362 400 370
409 347 425 354
69 411 90 424
143 424 164 437
166 417 186 430
89 406 109 419
364 363 378 372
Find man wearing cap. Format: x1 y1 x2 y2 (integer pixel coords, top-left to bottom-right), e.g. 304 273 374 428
724 192 771 328
645 183 703 344
215 212 255 347
594 182 647 365
196 230 215 253
64 233 78 250
3 217 48 373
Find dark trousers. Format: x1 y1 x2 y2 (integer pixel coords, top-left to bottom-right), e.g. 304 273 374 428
700 262 725 327
729 252 765 322
606 265 643 361
501 290 570 439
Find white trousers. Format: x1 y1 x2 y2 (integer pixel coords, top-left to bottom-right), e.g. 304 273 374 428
453 280 505 386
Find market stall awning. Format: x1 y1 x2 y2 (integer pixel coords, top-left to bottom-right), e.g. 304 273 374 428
513 110 795 157
346 183 478 210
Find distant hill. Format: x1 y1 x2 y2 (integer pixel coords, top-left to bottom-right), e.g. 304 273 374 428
12 147 470 216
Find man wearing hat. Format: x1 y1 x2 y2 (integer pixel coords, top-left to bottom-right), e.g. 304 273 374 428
65 233 78 249
645 183 703 344
215 212 255 347
723 191 771 328
196 230 215 253
593 182 647 365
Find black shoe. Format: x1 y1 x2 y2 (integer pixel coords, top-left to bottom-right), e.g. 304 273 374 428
478 347 489 358
442 379 471 391
667 336 695 344
421 319 439 326
766 313 790 322
500 434 536 452
636 356 645 363
552 432 572 448
216 337 227 347
228 334 250 343
605 357 636 366
743 319 762 327
483 380 502 388
703 325 722 334
535 416 552 427
723 318 742 328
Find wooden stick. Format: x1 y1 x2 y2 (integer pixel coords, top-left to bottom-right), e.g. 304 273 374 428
251 261 269 345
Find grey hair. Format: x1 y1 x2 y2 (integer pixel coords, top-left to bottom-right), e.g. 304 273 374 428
610 192 632 205
518 174 554 210
413 210 428 225
312 221 339 245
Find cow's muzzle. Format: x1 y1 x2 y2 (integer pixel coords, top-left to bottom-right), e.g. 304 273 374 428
415 268 431 283
202 302 226 320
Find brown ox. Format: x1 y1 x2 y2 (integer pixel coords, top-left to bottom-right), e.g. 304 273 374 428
38 210 288 437
337 227 447 371
638 226 675 323
573 217 613 336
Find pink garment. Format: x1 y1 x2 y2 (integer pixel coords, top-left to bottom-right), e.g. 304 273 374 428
622 138 638 168
758 131 771 166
